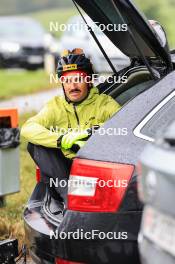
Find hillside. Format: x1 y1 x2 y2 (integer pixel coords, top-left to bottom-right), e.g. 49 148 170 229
30 8 76 38
30 2 175 47
0 0 174 47
0 0 72 15
135 0 175 48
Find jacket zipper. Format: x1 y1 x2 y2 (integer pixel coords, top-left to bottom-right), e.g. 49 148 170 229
73 104 80 126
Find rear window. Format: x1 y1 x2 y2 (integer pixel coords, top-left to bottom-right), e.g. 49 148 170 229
137 92 175 140
89 0 126 25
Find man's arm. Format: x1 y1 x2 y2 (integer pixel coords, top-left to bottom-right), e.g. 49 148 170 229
21 103 62 148
100 95 121 123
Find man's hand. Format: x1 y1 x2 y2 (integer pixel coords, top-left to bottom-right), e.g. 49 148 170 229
69 140 87 153
74 140 86 148
61 130 89 150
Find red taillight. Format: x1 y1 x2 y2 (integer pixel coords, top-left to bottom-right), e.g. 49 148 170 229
55 258 83 264
36 166 41 182
68 158 134 212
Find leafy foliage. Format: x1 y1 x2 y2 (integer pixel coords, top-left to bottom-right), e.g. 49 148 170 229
0 0 73 15
134 0 175 48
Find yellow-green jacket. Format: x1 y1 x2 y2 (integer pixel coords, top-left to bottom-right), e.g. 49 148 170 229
21 87 121 158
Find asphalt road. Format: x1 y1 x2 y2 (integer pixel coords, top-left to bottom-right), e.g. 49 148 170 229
0 73 107 114
0 88 62 114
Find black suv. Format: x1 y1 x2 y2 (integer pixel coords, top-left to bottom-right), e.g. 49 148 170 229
23 1 175 263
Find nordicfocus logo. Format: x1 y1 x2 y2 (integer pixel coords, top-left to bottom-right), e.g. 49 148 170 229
49 73 128 85
49 127 128 137
49 177 129 189
49 21 128 33
50 229 128 240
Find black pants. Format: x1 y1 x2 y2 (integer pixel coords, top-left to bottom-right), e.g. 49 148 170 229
27 143 73 203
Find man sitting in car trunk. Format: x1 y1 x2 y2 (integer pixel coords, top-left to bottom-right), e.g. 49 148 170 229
21 48 121 208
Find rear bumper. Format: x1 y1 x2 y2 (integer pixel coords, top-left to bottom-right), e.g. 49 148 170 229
24 206 57 263
57 210 142 264
24 205 142 264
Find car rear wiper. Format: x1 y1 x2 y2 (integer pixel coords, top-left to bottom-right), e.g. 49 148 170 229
72 0 119 77
110 0 157 80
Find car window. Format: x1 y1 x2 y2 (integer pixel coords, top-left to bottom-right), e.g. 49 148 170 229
134 91 175 141
88 0 125 25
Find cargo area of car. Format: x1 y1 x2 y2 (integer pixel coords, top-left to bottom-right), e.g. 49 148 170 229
109 66 157 105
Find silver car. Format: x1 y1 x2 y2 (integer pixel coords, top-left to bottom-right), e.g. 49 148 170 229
0 16 58 70
138 121 175 264
58 15 130 73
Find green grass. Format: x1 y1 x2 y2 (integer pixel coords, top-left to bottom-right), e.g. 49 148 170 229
0 112 36 248
0 69 57 100
31 8 76 38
